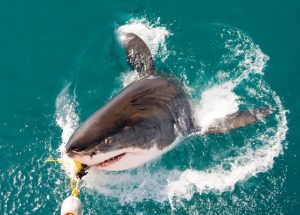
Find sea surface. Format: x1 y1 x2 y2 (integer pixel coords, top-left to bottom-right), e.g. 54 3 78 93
0 0 299 214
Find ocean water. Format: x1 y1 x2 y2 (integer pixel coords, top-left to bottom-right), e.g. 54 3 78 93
0 0 299 214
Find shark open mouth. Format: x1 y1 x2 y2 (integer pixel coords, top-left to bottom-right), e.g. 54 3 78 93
95 153 126 168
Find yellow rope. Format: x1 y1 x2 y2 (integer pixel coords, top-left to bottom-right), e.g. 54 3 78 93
45 158 65 163
71 177 80 197
73 160 83 174
46 157 83 197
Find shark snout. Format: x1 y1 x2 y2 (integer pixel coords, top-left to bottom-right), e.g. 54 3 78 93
65 142 75 154
65 136 80 154
64 135 92 157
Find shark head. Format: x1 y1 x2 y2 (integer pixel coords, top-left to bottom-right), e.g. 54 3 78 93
65 115 178 171
64 77 183 171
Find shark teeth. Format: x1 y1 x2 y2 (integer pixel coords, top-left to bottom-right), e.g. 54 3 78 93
95 153 126 167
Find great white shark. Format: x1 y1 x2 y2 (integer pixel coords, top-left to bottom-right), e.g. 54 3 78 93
65 32 272 172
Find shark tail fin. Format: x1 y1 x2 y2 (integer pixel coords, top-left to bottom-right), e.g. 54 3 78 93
204 107 273 134
119 32 155 76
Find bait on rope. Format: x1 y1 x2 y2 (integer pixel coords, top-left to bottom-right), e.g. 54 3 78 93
46 158 88 215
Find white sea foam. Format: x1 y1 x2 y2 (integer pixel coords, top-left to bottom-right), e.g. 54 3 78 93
117 17 171 61
55 83 80 176
55 83 79 146
120 70 140 87
194 82 239 132
84 167 180 204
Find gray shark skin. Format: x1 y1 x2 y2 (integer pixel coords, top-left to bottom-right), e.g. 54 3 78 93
66 75 194 156
65 32 272 171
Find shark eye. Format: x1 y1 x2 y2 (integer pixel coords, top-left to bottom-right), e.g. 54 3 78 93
105 137 113 144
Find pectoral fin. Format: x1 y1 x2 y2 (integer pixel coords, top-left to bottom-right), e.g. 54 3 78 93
205 107 273 134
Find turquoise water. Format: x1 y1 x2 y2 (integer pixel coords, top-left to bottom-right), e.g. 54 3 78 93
0 0 299 214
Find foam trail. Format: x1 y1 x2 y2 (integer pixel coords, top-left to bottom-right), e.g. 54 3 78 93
194 28 270 132
167 27 288 209
168 93 287 209
55 83 79 146
55 83 80 176
84 168 181 204
233 47 269 86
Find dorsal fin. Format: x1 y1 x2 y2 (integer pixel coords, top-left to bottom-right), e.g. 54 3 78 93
119 32 155 76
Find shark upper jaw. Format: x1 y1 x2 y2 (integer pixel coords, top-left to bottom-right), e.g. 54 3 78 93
65 148 149 171
66 149 131 171
65 145 175 171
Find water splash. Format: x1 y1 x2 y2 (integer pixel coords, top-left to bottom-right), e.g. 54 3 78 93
55 83 81 176
194 82 240 132
84 167 181 204
117 17 171 61
120 70 140 87
55 83 79 146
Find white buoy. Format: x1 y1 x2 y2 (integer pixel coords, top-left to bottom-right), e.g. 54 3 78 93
61 195 83 215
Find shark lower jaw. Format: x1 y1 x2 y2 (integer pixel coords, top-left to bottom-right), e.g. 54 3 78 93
94 152 126 168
